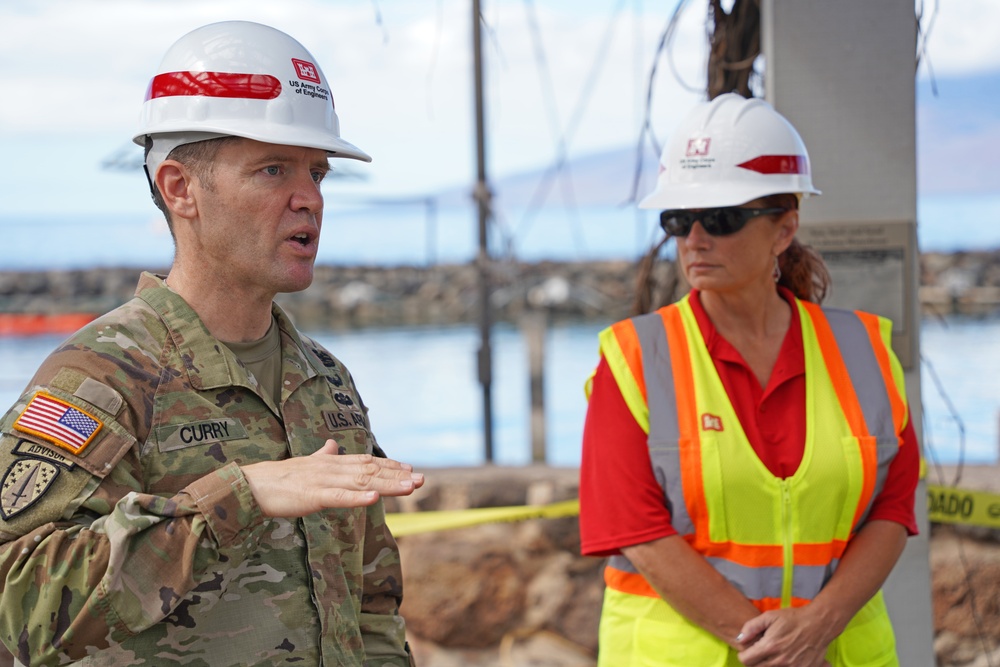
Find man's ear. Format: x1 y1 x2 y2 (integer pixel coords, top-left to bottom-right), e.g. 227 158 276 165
156 160 198 221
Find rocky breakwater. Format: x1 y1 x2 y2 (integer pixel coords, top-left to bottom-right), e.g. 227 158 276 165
0 259 682 330
921 249 1000 317
387 464 1000 667
2 250 1000 331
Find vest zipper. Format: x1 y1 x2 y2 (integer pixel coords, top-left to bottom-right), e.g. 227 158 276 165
780 480 793 608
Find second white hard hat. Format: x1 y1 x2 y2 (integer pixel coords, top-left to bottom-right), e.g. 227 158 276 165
639 93 820 210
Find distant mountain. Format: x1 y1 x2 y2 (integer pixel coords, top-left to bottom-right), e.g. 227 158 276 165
435 142 661 209
435 70 1000 207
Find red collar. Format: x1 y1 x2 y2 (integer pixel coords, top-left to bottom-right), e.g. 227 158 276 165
687 286 805 390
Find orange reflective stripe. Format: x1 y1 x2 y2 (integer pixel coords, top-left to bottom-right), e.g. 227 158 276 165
800 302 869 438
754 597 811 612
600 320 650 433
801 301 877 530
690 536 784 567
685 537 847 571
793 539 849 566
661 306 709 544
610 319 647 404
604 565 659 599
856 311 906 436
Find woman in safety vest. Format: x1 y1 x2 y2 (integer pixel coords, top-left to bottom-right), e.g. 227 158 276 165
578 93 919 666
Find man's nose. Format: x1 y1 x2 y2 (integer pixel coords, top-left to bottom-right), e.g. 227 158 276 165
291 174 323 214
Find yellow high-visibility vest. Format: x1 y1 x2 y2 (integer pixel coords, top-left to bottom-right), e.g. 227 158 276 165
594 295 908 666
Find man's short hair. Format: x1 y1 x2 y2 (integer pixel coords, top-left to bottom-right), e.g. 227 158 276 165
146 136 240 233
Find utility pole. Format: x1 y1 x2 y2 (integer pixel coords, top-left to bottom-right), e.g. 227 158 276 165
472 0 494 462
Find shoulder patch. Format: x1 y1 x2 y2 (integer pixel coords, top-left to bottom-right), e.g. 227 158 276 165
13 392 104 456
12 439 76 470
1 458 60 520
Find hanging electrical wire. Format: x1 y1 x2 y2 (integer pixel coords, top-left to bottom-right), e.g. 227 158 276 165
423 0 446 119
922 353 967 488
915 0 940 96
509 0 631 261
515 0 585 255
368 0 390 44
921 351 997 667
626 0 695 208
706 0 762 100
475 6 517 264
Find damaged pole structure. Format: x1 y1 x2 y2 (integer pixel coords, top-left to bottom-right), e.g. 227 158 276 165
761 1 935 664
471 0 495 462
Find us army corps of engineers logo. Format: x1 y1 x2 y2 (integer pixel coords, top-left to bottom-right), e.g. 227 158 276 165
1 458 60 520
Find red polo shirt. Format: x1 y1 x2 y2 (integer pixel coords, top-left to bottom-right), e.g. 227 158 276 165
579 289 920 557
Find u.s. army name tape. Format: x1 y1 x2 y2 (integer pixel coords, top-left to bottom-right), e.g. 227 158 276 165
926 484 1000 529
385 486 1000 536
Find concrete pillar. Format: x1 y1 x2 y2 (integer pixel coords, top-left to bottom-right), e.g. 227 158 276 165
762 1 936 664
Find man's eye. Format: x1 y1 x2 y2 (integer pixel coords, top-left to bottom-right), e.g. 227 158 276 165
312 171 327 184
264 166 281 176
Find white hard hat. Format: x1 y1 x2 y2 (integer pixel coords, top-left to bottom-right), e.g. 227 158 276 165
133 20 370 164
639 93 820 210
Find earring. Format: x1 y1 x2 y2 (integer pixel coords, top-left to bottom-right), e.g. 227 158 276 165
772 256 781 283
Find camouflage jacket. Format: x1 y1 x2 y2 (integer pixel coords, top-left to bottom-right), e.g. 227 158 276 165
0 273 414 667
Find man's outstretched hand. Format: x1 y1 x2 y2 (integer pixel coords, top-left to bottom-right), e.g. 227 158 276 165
242 440 424 517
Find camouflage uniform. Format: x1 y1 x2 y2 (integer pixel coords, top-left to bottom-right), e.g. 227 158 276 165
0 273 414 667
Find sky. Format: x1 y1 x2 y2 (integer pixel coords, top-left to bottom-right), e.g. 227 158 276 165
1 0 999 219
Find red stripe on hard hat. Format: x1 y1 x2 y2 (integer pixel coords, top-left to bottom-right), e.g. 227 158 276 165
737 155 810 175
146 71 281 101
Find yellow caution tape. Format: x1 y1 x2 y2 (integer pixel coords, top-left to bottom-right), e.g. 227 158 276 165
386 485 1000 537
927 484 1000 529
386 499 580 537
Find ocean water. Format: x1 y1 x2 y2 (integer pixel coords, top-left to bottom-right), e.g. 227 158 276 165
0 317 996 467
1 195 999 465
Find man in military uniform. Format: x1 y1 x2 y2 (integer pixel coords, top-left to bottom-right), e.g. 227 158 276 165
0 21 423 666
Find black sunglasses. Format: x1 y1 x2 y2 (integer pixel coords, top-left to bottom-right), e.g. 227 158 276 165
659 207 788 237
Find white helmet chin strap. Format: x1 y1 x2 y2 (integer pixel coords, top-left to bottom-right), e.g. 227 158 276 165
144 131 230 184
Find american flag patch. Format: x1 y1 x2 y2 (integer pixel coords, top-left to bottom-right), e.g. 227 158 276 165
13 392 103 455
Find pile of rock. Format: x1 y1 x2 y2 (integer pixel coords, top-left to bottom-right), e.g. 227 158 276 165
385 466 601 666
928 465 1000 667
389 464 1000 666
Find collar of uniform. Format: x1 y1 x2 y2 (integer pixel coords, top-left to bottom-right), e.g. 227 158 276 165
133 273 331 391
132 272 238 390
269 300 328 385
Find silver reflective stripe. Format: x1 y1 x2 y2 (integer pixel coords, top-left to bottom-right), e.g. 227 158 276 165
822 309 896 442
792 561 839 600
707 558 785 600
707 559 833 602
608 554 639 573
609 303 898 605
634 310 692 536
821 308 899 524
609 555 833 602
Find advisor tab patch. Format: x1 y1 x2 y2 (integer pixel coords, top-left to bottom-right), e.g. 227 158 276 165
13 392 103 456
1 458 60 520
